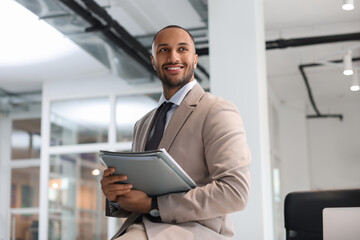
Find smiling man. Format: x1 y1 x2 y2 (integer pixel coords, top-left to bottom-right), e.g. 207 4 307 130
150 26 198 99
101 25 251 240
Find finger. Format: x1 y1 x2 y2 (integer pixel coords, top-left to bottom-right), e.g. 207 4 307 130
104 175 128 185
103 184 132 199
103 168 115 177
111 189 132 196
108 184 133 192
102 183 132 194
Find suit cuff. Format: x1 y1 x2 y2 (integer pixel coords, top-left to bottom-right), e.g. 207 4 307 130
108 199 120 209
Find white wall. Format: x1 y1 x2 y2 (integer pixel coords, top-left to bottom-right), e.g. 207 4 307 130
278 102 311 198
307 102 360 190
272 99 360 195
268 83 360 239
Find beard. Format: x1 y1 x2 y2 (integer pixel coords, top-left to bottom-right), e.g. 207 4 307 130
155 63 195 89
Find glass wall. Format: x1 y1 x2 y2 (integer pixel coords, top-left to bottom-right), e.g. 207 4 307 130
50 98 110 146
11 167 40 208
116 94 158 142
10 213 39 240
49 153 107 240
10 167 40 240
9 118 41 240
45 92 161 239
11 119 41 160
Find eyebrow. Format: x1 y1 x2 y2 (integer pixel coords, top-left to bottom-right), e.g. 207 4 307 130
157 42 190 48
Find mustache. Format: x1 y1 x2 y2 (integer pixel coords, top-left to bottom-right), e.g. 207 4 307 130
162 62 184 67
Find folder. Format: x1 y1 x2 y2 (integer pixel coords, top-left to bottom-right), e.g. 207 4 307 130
99 148 196 196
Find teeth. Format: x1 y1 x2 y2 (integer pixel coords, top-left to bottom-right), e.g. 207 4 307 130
167 67 181 70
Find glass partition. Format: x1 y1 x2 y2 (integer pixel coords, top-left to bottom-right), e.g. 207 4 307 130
116 94 158 142
49 153 107 240
11 167 40 208
50 98 109 146
11 119 41 160
10 213 39 240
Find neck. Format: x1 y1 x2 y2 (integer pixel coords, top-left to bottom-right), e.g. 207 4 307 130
163 87 180 100
162 79 194 100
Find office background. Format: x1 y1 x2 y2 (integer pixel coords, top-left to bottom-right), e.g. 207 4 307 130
0 0 359 239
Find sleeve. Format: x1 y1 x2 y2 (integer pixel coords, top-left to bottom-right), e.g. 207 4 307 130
105 199 132 218
157 99 251 223
105 120 141 218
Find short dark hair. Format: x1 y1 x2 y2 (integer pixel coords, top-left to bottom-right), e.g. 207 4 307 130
152 25 196 52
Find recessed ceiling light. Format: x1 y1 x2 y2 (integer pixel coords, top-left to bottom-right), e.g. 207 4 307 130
342 0 355 10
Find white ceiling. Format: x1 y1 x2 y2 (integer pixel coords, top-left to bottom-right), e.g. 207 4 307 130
264 0 360 106
0 0 359 107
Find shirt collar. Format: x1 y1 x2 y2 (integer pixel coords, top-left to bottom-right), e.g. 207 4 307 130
157 80 197 107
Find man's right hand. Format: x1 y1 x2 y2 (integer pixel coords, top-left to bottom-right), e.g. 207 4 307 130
100 168 133 202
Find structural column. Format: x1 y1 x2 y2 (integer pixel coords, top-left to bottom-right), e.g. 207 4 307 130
208 0 274 239
0 117 11 240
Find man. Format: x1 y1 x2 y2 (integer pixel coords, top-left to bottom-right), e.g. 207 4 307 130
101 25 251 240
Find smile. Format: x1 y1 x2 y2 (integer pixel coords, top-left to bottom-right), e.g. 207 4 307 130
164 65 184 73
167 67 181 70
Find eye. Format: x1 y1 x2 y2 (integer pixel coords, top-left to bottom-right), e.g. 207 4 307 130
159 48 168 53
179 47 187 51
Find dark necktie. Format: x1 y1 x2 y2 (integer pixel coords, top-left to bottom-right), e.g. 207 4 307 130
145 102 174 151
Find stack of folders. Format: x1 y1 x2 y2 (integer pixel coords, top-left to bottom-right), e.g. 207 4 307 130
99 148 196 197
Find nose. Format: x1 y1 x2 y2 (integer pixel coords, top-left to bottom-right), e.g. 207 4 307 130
167 49 180 63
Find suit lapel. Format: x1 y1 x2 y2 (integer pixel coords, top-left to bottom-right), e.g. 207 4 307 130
138 109 157 151
159 84 205 151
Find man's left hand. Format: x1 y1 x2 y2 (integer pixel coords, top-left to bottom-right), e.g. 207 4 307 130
117 190 152 214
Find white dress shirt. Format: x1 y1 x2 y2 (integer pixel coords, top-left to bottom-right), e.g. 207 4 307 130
156 79 197 132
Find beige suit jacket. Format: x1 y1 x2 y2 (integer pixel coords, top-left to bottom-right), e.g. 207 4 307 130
106 84 251 239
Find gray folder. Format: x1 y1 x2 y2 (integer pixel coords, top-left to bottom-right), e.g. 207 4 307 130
99 148 196 196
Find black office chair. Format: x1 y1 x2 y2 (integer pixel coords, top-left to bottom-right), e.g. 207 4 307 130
284 189 360 240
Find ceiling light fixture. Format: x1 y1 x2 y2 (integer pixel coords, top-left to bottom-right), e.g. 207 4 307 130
343 50 354 75
342 0 355 10
351 68 360 91
92 169 100 176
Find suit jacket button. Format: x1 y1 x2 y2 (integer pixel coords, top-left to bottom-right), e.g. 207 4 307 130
171 219 177 224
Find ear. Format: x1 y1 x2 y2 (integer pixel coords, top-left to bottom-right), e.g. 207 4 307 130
193 54 198 69
150 55 156 71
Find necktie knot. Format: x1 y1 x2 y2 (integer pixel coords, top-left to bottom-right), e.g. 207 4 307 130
160 101 174 113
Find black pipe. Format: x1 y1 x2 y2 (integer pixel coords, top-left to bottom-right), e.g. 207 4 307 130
298 65 322 117
267 32 360 50
307 115 343 120
196 64 210 79
299 57 360 121
196 47 209 56
58 0 154 73
191 32 360 54
80 0 151 64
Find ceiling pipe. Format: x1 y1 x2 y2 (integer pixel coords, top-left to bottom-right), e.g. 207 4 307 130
299 57 360 121
266 32 360 49
80 0 151 65
59 0 204 81
0 88 42 113
195 32 360 55
59 0 154 73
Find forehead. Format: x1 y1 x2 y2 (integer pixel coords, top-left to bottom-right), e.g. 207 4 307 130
153 28 194 48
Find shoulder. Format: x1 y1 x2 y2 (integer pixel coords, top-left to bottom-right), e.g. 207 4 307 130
200 92 239 113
